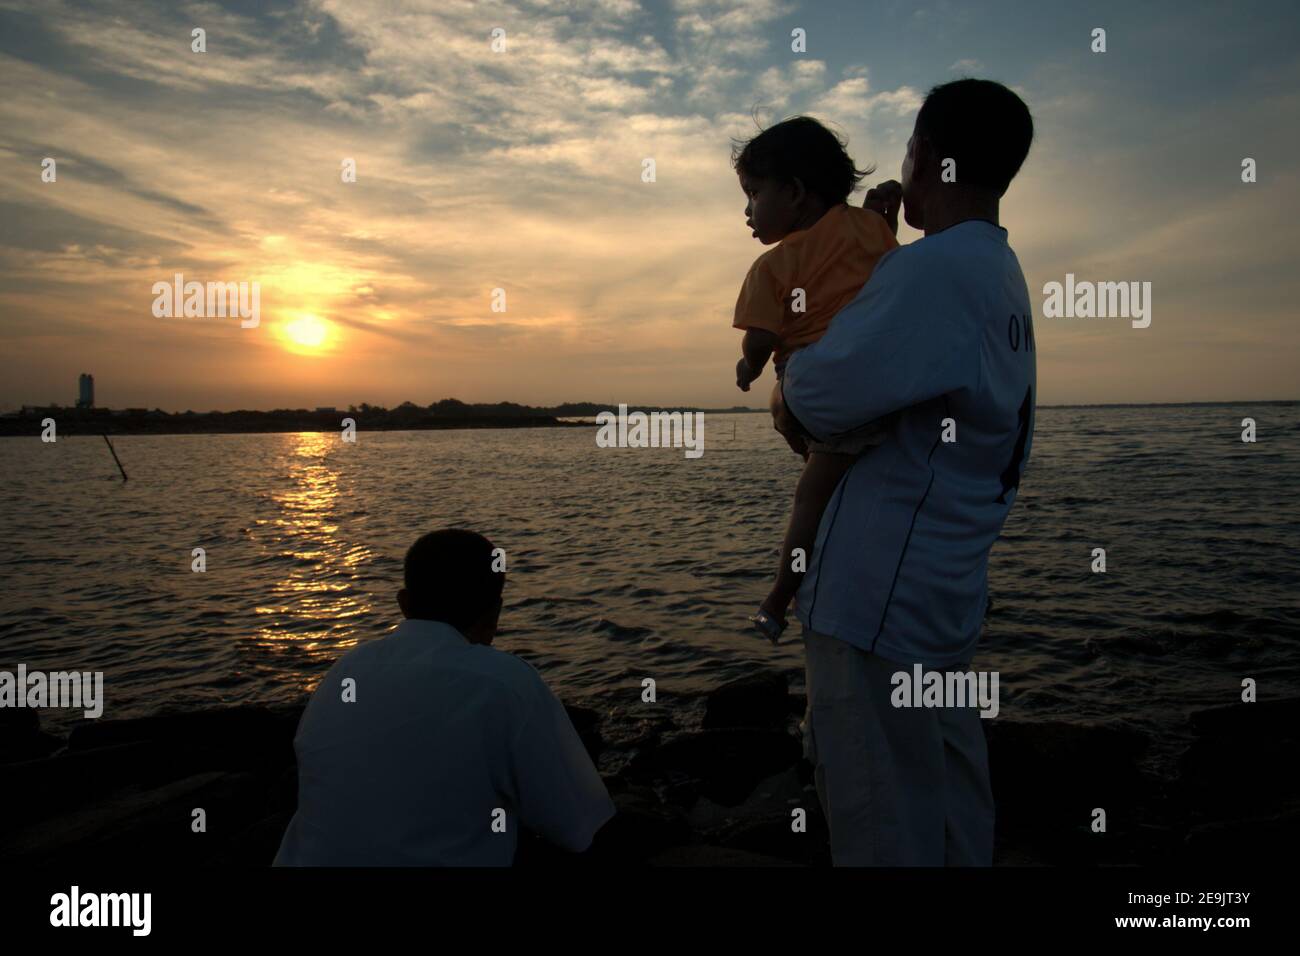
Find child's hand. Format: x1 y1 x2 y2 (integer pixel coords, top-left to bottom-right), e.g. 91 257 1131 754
736 357 760 391
863 180 902 234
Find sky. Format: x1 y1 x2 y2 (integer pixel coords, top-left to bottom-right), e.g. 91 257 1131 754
1 0 1298 411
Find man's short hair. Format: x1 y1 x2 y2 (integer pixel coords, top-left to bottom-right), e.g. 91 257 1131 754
403 529 504 632
915 79 1033 196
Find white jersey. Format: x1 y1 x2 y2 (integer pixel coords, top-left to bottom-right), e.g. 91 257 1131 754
783 219 1036 668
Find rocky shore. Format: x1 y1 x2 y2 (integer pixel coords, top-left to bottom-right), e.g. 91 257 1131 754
4 673 1295 866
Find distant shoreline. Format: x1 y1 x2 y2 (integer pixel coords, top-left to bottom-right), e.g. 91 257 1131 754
0 415 591 438
1 398 1293 438
0 399 766 438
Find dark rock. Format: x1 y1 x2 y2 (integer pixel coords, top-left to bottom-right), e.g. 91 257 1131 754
687 765 808 829
6 771 265 866
0 708 62 763
794 754 814 787
987 720 1149 814
1 742 159 822
1179 701 1300 817
563 704 604 761
65 705 301 783
690 766 830 866
662 774 703 811
564 704 600 735
1188 698 1300 739
589 784 692 863
713 815 829 866
0 708 39 735
15 684 1230 867
3 706 303 846
1176 733 1300 812
210 812 293 866
703 671 792 730
69 704 300 754
625 728 802 806
986 720 1154 864
1183 801 1300 862
269 765 298 815
514 784 692 866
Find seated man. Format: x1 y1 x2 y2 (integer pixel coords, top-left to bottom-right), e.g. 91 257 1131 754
275 529 615 866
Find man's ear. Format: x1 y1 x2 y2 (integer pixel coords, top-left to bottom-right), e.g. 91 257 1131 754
397 588 411 619
913 135 936 183
467 596 504 646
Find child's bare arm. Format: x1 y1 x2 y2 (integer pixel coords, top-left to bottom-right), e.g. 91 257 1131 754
736 327 780 391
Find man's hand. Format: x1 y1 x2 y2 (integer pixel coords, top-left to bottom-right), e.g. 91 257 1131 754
736 356 760 391
769 382 809 459
863 180 902 235
779 422 809 460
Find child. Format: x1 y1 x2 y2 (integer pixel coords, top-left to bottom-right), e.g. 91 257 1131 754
731 116 899 641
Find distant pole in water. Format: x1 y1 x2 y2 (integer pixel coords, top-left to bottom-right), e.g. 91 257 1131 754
101 433 128 481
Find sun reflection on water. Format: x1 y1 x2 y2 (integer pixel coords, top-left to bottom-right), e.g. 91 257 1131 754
251 432 374 683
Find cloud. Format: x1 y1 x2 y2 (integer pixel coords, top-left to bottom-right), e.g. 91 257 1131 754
5 0 1287 409
753 59 828 110
808 75 923 122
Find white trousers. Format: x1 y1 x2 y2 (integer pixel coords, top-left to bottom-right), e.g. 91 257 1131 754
800 629 995 866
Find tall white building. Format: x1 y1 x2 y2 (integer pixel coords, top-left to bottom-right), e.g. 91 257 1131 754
77 373 94 408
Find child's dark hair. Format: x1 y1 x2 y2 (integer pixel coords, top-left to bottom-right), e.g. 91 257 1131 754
731 115 874 206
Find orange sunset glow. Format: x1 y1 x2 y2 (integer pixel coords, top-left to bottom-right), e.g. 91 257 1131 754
1 0 1297 413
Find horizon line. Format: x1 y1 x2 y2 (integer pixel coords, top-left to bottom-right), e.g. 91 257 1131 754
4 398 1298 415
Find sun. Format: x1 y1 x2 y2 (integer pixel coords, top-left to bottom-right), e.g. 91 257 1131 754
279 314 332 353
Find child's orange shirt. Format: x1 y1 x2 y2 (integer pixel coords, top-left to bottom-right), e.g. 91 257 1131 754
733 204 898 366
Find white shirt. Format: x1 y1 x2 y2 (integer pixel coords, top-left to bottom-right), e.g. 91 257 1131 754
274 618 615 866
783 220 1036 668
